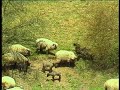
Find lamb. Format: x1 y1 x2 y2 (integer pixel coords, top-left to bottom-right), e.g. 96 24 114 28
2 76 16 89
16 61 31 74
42 61 55 73
9 44 31 57
53 50 77 67
73 43 82 54
73 43 94 61
104 79 119 90
36 38 58 55
47 71 61 82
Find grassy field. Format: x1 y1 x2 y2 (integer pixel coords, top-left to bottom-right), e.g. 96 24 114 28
2 0 119 90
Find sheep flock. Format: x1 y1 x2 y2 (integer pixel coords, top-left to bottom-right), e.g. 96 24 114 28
2 38 118 89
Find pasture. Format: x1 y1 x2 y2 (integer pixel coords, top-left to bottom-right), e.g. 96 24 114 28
2 0 119 90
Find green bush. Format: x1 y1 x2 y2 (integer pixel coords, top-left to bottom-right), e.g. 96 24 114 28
81 2 119 70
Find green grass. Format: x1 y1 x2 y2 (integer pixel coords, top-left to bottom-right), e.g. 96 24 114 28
2 1 118 90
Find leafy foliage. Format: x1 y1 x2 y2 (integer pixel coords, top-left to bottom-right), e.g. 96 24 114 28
82 2 119 69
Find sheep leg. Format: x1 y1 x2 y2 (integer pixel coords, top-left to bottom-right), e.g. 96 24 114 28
18 64 23 73
42 66 45 73
49 67 53 73
58 75 61 82
11 69 14 77
68 62 70 67
47 74 49 77
46 50 49 55
52 76 55 82
54 63 58 68
19 68 22 73
105 86 107 90
23 65 28 75
24 66 28 73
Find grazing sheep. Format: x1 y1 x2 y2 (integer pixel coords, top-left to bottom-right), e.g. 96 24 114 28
42 61 55 73
2 52 31 74
2 76 16 89
36 38 58 54
54 50 77 67
73 43 94 61
2 53 16 64
73 43 82 54
9 44 31 57
47 71 61 82
16 61 31 74
2 62 17 73
2 53 17 73
104 79 119 90
36 41 47 53
6 87 23 90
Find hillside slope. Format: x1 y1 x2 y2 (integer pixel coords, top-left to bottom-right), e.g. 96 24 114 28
2 1 119 90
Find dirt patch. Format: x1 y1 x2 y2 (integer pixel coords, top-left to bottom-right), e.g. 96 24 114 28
2 59 80 90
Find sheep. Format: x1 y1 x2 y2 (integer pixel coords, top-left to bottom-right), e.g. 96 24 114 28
16 60 31 74
47 71 61 82
73 43 82 54
42 61 55 73
104 79 119 90
2 53 16 64
2 76 16 90
2 53 18 73
73 43 94 61
2 62 17 74
36 41 46 53
9 44 31 57
2 52 31 74
53 50 77 67
36 38 58 55
6 87 24 90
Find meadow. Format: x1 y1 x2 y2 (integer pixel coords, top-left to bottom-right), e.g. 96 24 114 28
2 0 119 90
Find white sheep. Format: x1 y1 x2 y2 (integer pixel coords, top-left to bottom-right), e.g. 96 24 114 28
2 52 17 72
104 79 119 90
2 53 15 64
6 87 24 90
54 50 77 67
2 52 30 73
9 44 31 57
2 76 16 89
55 50 77 61
2 52 29 65
36 38 58 54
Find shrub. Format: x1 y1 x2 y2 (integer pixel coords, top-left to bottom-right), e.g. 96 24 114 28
81 1 119 70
